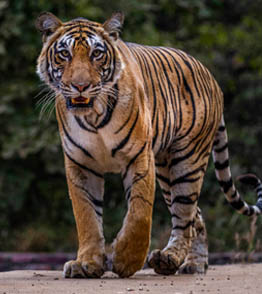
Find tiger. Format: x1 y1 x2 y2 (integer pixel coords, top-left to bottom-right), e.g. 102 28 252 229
35 11 262 278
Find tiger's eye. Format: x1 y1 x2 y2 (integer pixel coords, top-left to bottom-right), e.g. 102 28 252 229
60 50 70 58
92 49 102 58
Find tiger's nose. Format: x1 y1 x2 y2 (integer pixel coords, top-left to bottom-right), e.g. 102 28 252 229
71 82 90 92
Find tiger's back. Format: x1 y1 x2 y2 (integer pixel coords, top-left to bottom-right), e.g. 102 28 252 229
125 43 223 156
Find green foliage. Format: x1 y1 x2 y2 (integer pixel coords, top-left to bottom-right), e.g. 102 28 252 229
0 0 262 253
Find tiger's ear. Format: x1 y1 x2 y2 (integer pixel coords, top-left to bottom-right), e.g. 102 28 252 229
103 12 124 41
35 12 62 42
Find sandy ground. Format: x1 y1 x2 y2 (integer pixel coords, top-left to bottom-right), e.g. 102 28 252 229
0 264 262 294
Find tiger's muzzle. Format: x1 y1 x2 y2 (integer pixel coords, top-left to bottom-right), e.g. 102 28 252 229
65 82 94 109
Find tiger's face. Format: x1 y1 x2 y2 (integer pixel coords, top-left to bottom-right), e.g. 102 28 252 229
36 12 124 112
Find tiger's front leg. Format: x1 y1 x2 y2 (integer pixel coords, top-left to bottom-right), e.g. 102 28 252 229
63 157 106 278
111 146 155 278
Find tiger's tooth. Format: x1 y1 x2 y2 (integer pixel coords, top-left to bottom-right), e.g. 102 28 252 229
71 97 90 104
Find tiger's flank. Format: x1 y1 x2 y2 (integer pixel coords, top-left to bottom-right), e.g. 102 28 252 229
35 12 262 278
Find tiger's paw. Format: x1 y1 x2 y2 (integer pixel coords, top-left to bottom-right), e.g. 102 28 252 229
111 238 148 278
147 249 180 275
63 260 104 278
111 250 145 278
178 261 208 274
112 259 139 278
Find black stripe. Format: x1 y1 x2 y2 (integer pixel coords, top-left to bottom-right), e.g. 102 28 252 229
68 180 103 217
256 187 262 193
191 126 214 164
46 58 54 84
171 165 205 186
213 139 219 146
152 114 159 149
155 159 168 167
65 151 103 178
158 47 182 85
176 85 183 133
171 213 181 219
122 142 147 180
114 101 134 134
110 47 117 82
92 198 104 208
156 173 171 186
218 178 233 193
172 196 196 205
231 190 237 199
230 200 245 211
112 110 139 157
167 50 197 140
155 47 173 72
58 111 93 159
190 56 210 99
192 139 212 164
170 105 207 153
214 143 228 153
162 189 171 195
126 189 131 201
175 70 199 137
127 46 150 96
218 125 226 132
132 169 150 187
173 220 194 231
103 44 116 82
143 48 169 138
163 114 172 150
214 159 229 170
97 84 118 128
178 53 201 98
74 116 97 133
132 46 157 125
129 195 153 206
76 185 103 208
169 145 197 168
172 193 198 205
124 170 150 202
243 206 254 216
139 47 158 126
171 176 200 186
256 200 262 212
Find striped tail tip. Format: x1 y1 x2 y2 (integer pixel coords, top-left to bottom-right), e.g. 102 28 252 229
237 173 262 215
236 173 261 188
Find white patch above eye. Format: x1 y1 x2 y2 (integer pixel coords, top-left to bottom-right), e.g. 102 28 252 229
57 33 104 55
57 35 75 54
87 34 103 47
60 35 75 47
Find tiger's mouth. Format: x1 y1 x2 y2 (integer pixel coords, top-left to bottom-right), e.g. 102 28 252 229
66 96 93 109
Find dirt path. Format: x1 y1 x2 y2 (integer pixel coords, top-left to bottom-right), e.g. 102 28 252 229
0 264 262 294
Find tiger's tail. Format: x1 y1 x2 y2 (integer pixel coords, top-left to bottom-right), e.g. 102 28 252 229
212 116 262 216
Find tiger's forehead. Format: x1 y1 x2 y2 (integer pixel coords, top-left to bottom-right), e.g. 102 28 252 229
57 20 104 49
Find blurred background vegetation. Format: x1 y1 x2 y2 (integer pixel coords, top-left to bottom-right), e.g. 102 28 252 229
0 0 262 254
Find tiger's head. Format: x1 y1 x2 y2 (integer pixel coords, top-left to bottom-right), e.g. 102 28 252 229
36 12 124 112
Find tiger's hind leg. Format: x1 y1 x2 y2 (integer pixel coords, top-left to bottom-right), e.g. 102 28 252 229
178 207 208 274
148 152 210 275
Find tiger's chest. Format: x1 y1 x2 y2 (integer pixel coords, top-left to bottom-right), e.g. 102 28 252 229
60 114 123 174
